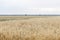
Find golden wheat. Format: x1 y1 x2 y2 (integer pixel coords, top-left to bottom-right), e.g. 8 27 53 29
0 16 60 40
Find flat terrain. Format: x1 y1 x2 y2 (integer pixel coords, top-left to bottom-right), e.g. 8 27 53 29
0 16 60 40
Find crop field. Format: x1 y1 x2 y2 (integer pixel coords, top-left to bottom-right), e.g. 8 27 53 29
0 16 60 40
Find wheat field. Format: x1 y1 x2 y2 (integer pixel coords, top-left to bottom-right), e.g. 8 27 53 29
0 16 60 40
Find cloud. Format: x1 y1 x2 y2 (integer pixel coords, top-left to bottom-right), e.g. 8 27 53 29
24 8 60 12
0 0 60 15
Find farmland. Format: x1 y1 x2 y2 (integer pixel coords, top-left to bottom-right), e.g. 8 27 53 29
0 16 60 40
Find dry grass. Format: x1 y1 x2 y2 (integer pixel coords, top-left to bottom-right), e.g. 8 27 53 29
0 16 60 40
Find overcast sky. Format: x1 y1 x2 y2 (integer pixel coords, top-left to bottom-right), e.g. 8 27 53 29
0 0 60 15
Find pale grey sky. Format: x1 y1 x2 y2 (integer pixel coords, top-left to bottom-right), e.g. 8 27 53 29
0 0 60 15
